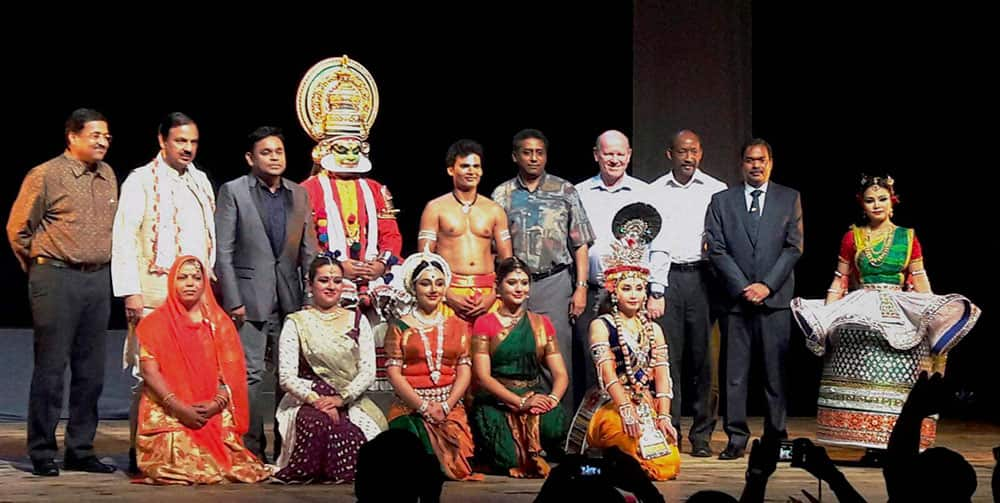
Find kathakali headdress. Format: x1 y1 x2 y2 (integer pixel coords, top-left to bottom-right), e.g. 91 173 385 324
296 55 379 174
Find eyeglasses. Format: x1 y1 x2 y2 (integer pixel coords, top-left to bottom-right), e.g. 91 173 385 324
86 132 113 143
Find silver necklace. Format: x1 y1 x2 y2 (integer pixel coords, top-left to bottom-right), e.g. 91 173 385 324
413 309 445 384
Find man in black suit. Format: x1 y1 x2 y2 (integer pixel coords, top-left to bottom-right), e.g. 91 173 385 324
705 138 803 460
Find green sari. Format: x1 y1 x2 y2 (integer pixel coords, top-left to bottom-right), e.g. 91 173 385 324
470 312 568 475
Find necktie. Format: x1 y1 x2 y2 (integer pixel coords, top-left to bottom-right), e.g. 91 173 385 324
749 189 762 221
748 189 762 240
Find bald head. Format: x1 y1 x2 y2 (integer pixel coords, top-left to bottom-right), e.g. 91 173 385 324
596 130 630 151
594 130 632 186
668 129 701 150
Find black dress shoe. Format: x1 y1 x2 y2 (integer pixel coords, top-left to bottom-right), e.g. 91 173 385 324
690 443 713 458
718 445 746 460
63 455 116 473
127 448 140 475
32 458 59 476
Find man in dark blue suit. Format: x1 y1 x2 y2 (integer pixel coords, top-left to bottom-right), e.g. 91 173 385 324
705 138 803 460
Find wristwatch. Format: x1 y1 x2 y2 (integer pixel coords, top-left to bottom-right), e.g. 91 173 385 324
649 291 665 300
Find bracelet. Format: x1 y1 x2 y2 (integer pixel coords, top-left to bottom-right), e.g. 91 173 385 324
833 270 844 278
603 378 620 392
618 403 638 425
575 281 588 289
911 269 927 276
418 400 429 414
161 392 177 406
440 401 452 416
654 392 670 399
518 395 530 410
827 288 844 294
547 393 560 402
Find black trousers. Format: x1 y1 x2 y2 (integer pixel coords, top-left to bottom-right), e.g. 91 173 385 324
720 307 790 449
658 267 716 447
571 286 603 409
27 263 110 461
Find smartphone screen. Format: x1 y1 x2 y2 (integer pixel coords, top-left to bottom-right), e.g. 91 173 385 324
778 440 794 462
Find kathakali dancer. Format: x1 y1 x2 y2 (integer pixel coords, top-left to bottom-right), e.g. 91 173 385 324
296 55 403 400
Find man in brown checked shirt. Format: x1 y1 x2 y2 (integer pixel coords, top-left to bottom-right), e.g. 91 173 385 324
6 108 119 476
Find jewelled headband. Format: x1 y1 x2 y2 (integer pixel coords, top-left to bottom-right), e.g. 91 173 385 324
411 260 446 283
858 173 900 204
860 174 894 188
400 245 452 295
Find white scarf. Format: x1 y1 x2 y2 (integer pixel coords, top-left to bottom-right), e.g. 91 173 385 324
317 172 379 261
150 154 216 271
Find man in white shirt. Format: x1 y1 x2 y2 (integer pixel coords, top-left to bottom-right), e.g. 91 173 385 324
111 112 216 472
573 130 650 407
646 130 727 457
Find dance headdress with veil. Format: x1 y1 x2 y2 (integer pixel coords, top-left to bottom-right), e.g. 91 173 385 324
372 245 451 320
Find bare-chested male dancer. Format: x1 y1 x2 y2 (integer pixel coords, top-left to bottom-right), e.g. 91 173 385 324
418 139 512 322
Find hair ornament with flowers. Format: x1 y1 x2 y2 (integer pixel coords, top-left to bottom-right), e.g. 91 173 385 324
858 173 900 205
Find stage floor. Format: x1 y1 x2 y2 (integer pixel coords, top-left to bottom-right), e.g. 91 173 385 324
1 417 997 502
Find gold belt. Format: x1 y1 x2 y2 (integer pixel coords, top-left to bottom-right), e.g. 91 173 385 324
496 377 539 389
861 283 902 291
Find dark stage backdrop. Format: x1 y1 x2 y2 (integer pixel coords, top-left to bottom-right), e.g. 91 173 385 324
751 3 994 420
1 4 993 421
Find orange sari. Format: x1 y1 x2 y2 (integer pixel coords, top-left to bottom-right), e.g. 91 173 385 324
135 256 269 484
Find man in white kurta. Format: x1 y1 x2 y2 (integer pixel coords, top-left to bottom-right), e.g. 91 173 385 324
110 113 216 472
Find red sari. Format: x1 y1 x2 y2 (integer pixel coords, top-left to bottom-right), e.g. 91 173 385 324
135 256 269 484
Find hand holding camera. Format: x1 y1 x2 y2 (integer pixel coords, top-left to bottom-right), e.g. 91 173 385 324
790 438 838 482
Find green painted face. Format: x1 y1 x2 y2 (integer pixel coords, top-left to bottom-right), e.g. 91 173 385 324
331 138 362 168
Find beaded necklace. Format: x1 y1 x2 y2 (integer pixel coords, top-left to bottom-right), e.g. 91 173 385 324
612 307 656 402
413 309 445 384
